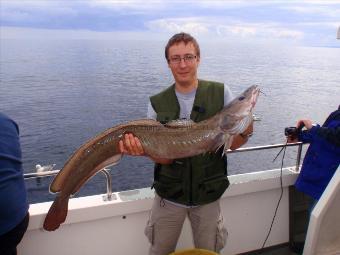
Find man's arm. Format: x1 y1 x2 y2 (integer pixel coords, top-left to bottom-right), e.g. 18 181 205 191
230 121 253 150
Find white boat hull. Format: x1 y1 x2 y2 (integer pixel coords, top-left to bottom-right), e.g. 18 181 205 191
19 168 298 255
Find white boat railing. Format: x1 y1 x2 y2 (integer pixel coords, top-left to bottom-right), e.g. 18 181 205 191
227 141 304 171
23 142 304 201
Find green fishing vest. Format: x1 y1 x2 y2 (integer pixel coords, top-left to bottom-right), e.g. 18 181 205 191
149 80 230 206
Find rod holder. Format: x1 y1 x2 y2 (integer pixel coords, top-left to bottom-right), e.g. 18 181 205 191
100 168 115 201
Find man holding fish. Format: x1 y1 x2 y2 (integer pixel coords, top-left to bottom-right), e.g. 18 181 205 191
119 32 254 255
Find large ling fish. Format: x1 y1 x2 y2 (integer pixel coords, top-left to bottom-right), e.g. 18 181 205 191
43 85 260 231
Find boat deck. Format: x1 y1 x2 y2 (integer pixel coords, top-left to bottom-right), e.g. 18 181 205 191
242 243 300 255
19 168 302 255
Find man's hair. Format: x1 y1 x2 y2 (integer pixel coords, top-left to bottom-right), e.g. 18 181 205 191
165 32 200 62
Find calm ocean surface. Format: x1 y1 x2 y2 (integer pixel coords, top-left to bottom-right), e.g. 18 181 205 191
1 39 339 204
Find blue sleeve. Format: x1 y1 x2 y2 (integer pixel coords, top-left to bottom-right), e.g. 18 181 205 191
298 124 319 143
317 120 340 147
0 113 22 165
0 113 28 235
299 122 340 147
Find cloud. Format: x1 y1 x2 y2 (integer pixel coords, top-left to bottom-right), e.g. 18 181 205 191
275 29 304 39
146 18 211 35
218 24 304 40
86 0 165 10
147 17 304 41
215 24 258 38
300 21 340 28
281 4 340 18
0 1 79 29
1 1 78 15
1 0 339 45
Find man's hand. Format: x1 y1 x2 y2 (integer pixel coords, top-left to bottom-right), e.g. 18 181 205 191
287 135 298 143
287 119 315 143
297 119 313 130
118 133 173 164
118 133 145 156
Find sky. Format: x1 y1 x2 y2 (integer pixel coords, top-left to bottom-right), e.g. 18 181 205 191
1 0 340 46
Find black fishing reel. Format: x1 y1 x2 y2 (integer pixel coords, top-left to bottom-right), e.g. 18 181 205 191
284 124 305 139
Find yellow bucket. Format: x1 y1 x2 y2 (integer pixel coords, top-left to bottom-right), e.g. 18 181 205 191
169 248 218 255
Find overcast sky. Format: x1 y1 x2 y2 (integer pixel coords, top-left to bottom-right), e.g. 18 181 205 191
1 0 340 46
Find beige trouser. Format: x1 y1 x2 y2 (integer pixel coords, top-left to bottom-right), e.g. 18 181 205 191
144 194 228 255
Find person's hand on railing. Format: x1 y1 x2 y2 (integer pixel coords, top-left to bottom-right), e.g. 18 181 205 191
287 135 299 143
296 119 314 130
286 119 315 143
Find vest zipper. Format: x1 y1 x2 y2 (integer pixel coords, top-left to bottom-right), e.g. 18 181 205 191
189 158 193 206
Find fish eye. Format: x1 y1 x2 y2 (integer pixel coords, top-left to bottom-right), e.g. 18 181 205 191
238 96 245 101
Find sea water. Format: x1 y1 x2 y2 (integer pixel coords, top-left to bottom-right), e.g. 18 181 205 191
1 39 339 203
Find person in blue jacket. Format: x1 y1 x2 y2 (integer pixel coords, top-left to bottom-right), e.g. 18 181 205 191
288 106 340 254
292 106 340 203
0 113 29 255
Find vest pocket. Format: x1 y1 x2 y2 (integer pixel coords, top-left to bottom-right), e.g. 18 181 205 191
154 162 185 201
153 180 183 200
199 176 229 203
159 163 183 180
200 155 227 178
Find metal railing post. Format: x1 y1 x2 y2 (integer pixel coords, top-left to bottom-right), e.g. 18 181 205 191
24 167 115 201
101 168 113 201
296 143 303 172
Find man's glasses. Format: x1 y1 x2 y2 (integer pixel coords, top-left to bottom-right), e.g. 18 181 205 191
169 54 197 64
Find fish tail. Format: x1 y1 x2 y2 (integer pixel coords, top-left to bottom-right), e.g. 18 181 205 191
43 195 69 231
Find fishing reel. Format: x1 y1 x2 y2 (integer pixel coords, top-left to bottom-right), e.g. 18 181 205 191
274 123 305 162
284 123 305 139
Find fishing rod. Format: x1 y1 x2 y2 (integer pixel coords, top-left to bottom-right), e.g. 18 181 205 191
259 138 288 251
259 123 304 252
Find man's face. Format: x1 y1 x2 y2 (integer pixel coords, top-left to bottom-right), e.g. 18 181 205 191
167 42 200 87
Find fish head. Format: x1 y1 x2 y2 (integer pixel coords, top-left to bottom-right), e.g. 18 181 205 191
219 85 260 130
242 85 260 110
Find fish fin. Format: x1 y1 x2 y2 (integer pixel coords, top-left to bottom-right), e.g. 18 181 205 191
229 114 253 134
164 119 195 128
215 143 224 153
70 154 122 195
126 119 162 126
43 195 69 231
222 134 233 156
104 153 122 167
91 154 122 172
